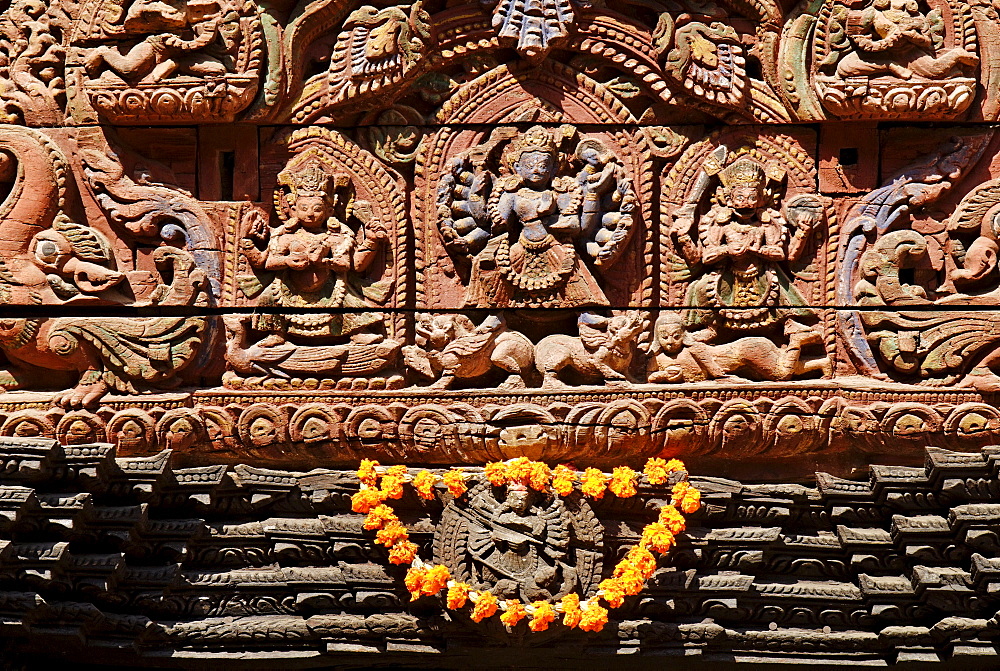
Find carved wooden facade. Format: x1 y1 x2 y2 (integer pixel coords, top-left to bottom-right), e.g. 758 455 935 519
2 0 1000 666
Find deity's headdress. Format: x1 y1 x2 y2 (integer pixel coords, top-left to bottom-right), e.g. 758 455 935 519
718 157 766 190
504 125 559 170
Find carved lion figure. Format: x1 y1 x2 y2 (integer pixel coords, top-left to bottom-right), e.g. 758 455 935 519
535 311 644 388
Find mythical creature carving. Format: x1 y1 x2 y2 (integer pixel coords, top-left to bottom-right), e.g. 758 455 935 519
434 479 602 604
439 126 636 312
403 314 534 389
288 2 430 123
535 311 644 388
72 0 262 122
811 0 979 118
670 147 830 377
229 127 402 388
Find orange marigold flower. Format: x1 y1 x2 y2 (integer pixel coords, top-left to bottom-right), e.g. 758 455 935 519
446 581 470 609
552 464 577 496
670 480 690 504
412 470 437 500
443 469 468 498
404 566 427 600
375 520 409 547
363 504 397 530
659 504 687 534
506 457 533 484
471 591 498 622
620 545 657 579
351 487 384 514
388 540 418 565
379 465 408 499
421 564 451 596
679 488 701 514
612 562 647 596
578 600 610 632
644 457 669 485
599 577 627 608
581 468 608 499
561 593 582 629
609 466 638 498
641 521 675 554
499 599 527 626
527 461 552 491
665 458 685 473
357 459 380 487
528 601 556 632
484 462 508 486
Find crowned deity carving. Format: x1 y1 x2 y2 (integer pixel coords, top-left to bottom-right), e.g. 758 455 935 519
229 150 400 386
439 126 635 311
436 480 602 604
671 153 829 373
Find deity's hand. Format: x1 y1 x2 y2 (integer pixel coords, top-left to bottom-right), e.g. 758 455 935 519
365 218 389 242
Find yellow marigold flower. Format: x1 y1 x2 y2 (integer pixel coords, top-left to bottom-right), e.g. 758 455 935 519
644 457 669 485
447 581 470 609
443 469 468 498
421 564 451 596
412 470 437 500
484 462 508 486
609 466 638 498
404 566 426 600
581 468 608 499
351 487 384 514
679 488 701 514
357 459 380 487
388 540 418 565
375 520 409 547
506 457 533 484
552 464 576 496
499 599 527 626
599 577 627 608
665 458 685 473
659 504 686 534
527 461 552 491
640 521 675 554
363 504 397 530
471 591 498 622
528 601 556 632
561 593 582 628
578 600 609 632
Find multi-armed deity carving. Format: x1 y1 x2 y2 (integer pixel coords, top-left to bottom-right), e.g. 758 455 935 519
435 125 637 311
229 127 403 389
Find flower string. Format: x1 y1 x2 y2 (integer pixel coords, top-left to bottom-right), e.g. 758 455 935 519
353 456 699 633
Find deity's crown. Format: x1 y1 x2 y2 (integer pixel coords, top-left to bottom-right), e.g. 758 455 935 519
288 162 333 198
719 157 765 189
506 125 558 166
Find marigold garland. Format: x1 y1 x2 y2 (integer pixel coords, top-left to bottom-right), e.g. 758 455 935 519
353 457 701 634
